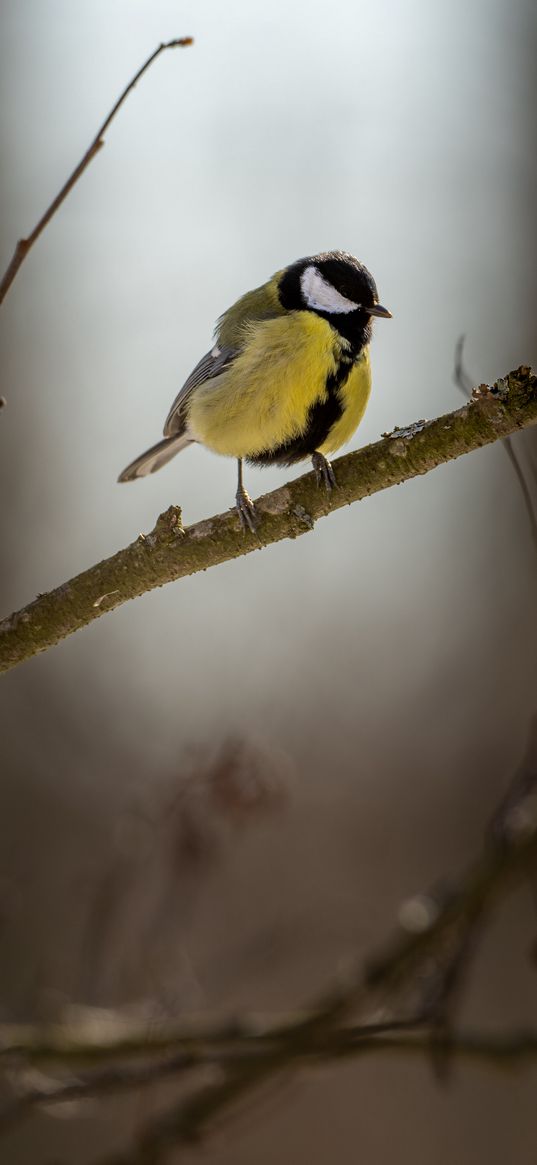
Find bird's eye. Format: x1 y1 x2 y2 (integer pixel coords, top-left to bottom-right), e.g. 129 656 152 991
300 266 357 314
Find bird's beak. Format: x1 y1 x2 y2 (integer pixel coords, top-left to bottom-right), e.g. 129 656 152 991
368 303 392 318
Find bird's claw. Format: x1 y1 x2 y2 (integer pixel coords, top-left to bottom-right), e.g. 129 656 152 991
312 451 337 492
236 486 257 533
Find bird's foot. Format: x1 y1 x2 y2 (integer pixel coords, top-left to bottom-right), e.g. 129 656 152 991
236 485 257 533
312 451 337 492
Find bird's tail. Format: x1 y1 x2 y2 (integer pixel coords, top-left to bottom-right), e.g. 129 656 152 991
118 433 192 482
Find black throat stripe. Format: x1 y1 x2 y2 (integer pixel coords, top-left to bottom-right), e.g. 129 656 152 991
247 353 355 468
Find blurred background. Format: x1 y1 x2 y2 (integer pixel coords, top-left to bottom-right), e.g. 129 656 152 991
1 0 537 1161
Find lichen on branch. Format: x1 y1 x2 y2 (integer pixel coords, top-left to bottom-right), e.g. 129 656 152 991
0 365 536 675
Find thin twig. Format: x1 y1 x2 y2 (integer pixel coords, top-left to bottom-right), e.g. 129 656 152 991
1 365 536 676
489 712 537 845
97 1028 537 1165
0 1050 198 1137
420 917 485 1080
501 440 537 553
453 334 475 397
0 38 193 307
0 1016 423 1071
3 1022 536 1142
453 337 537 555
0 1018 423 1136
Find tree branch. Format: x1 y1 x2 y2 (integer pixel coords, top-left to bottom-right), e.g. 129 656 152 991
1 1027 535 1140
0 1018 422 1136
0 365 536 675
0 38 193 307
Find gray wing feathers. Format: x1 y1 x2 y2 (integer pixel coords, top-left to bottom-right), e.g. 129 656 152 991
118 433 192 482
119 345 236 483
163 346 236 437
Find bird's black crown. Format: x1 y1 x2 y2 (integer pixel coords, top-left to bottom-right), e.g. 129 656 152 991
278 251 379 349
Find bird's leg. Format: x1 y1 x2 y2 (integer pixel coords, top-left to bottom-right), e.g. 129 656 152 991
312 450 337 491
235 458 257 533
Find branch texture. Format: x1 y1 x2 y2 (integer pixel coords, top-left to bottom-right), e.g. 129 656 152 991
0 38 193 306
1 366 536 674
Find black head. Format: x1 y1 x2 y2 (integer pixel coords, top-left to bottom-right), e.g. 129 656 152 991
278 250 391 351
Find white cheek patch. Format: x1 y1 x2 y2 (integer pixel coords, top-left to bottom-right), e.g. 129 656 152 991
300 265 358 314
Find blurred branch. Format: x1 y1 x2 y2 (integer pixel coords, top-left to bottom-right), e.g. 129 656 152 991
489 711 537 845
454 338 537 555
2 786 537 1159
0 38 194 307
453 334 475 397
0 1016 422 1070
1 365 537 675
0 1018 422 1137
1 1024 537 1140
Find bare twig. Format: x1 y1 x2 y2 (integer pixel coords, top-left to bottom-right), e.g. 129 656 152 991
0 1050 199 1137
2 1022 536 1141
0 1018 422 1136
453 334 475 397
0 38 193 307
0 1016 426 1073
1 365 536 676
419 916 485 1079
453 337 537 554
489 712 537 845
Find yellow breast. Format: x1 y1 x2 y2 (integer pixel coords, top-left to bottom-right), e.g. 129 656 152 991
318 348 372 455
187 312 341 459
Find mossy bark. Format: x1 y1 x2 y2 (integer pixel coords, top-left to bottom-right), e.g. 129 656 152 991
1 366 536 675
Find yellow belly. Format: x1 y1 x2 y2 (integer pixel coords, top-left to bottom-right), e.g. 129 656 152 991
187 313 371 460
318 349 371 455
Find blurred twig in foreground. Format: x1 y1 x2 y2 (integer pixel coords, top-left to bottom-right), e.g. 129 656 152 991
1 365 536 676
2 744 537 1162
1 1026 537 1141
0 38 194 307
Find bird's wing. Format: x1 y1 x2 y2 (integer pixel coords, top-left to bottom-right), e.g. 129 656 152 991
163 345 237 437
163 278 286 438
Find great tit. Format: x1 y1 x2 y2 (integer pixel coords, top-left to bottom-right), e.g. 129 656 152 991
118 251 391 530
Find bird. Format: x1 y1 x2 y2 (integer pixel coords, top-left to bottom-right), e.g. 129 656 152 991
118 250 391 531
